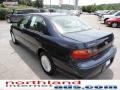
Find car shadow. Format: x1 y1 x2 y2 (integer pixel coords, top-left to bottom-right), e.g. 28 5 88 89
9 40 76 79
93 69 113 80
9 40 113 80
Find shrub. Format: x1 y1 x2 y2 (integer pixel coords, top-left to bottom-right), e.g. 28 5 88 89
82 5 97 13
0 8 12 20
0 3 7 8
19 0 32 6
33 0 43 8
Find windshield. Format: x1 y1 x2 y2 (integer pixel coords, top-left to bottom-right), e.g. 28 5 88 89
51 16 92 34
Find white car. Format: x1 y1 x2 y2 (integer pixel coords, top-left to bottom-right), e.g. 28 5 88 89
71 10 82 16
101 11 120 23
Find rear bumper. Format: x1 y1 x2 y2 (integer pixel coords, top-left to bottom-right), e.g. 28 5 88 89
53 46 116 78
73 46 116 78
74 58 114 78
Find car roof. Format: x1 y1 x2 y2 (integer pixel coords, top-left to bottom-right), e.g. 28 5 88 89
114 11 120 14
29 13 68 17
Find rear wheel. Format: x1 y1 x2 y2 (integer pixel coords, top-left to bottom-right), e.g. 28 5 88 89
39 52 56 75
111 22 118 28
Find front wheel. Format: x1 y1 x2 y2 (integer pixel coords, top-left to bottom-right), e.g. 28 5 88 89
39 52 56 75
111 22 118 28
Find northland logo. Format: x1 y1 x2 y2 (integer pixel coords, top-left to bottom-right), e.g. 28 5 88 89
6 80 81 87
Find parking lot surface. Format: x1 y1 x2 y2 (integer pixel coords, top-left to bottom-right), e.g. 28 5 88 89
0 14 120 79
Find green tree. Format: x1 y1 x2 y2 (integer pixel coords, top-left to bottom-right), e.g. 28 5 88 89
33 0 43 8
18 0 26 5
18 0 32 6
82 4 97 13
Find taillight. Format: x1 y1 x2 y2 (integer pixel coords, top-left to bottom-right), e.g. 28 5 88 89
71 49 98 60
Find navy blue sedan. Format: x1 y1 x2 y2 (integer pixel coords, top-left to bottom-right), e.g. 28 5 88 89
10 13 117 78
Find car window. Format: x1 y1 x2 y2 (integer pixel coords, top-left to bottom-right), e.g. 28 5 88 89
29 16 47 33
40 9 46 12
51 16 92 34
115 12 120 16
19 16 31 29
109 11 117 15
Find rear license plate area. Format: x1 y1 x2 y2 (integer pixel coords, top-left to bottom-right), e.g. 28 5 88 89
102 60 111 72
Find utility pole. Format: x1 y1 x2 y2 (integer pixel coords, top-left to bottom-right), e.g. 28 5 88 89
50 0 51 9
75 0 79 10
59 0 63 8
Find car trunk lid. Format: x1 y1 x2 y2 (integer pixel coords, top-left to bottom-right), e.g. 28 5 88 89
63 29 113 55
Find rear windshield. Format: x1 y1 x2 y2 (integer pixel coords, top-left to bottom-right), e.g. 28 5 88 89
51 16 92 34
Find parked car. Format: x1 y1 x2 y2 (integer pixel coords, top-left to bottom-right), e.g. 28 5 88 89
101 11 120 23
56 9 71 15
5 8 40 23
10 13 116 78
106 18 120 28
94 10 109 16
98 10 110 17
107 10 118 15
71 10 82 16
41 8 56 13
39 8 47 13
98 10 118 20
48 8 56 12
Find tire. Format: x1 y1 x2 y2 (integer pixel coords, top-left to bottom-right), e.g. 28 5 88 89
39 52 56 75
111 22 118 28
7 18 11 23
11 32 18 44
